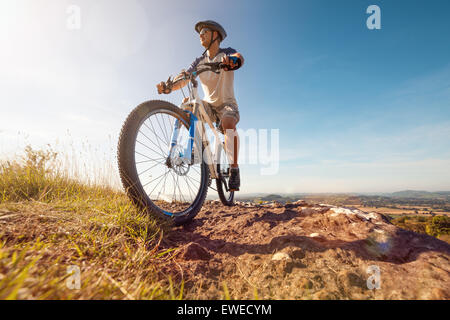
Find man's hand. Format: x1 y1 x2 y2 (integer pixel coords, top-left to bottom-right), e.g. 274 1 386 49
221 53 244 71
156 81 171 94
157 71 190 94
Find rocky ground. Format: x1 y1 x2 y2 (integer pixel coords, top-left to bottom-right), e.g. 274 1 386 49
163 200 450 299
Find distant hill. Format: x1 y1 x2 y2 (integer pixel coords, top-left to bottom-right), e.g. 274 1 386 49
236 193 299 204
261 194 287 201
236 191 450 201
389 190 450 199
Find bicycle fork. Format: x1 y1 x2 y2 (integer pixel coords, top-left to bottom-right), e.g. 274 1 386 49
167 107 220 180
167 110 197 165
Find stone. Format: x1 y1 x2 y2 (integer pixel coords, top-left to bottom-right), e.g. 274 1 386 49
271 252 291 261
299 278 313 290
180 242 211 261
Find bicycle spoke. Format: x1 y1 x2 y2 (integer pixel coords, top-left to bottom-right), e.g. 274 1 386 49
175 174 186 203
135 158 165 165
135 150 163 162
145 120 169 157
137 161 162 176
155 113 170 145
191 166 201 175
165 114 176 144
157 169 170 200
171 171 177 203
147 169 170 197
139 127 167 156
185 174 201 185
142 170 168 189
136 139 166 158
183 175 196 202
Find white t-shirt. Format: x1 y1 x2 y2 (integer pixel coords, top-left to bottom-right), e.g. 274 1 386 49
187 47 238 107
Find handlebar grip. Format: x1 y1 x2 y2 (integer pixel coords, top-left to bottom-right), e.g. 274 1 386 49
229 56 238 64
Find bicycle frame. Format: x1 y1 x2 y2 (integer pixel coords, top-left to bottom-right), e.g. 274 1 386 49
167 79 225 180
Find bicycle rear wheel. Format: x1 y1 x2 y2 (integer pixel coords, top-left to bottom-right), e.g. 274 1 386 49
117 100 209 225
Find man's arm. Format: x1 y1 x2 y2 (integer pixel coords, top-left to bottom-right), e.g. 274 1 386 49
157 55 204 94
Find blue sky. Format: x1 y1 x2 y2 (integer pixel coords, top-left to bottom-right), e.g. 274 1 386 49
1 0 449 193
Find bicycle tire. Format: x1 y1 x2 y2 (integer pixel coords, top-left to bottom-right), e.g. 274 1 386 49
117 100 209 225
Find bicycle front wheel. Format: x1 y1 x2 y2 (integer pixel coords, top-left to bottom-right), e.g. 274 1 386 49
117 100 209 225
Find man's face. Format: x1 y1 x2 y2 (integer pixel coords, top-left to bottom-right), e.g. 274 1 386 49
199 28 217 48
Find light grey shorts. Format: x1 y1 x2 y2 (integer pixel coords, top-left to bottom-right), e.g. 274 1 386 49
201 100 240 125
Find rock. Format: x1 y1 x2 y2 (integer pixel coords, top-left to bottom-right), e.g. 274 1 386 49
299 278 313 289
301 208 318 216
271 252 291 261
269 201 282 208
179 242 211 261
270 259 295 274
431 287 449 300
291 249 304 260
329 207 380 221
166 199 450 299
312 290 339 300
338 270 365 289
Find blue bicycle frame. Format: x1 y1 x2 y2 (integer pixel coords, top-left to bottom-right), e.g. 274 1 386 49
168 110 198 164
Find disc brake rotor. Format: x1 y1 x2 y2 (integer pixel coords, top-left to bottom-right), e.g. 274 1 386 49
168 144 190 176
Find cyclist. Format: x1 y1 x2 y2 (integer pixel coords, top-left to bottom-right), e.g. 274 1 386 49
156 20 244 191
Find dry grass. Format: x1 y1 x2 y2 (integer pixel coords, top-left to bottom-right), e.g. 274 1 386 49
0 146 185 299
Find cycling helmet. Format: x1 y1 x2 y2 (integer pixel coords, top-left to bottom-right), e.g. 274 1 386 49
195 20 227 42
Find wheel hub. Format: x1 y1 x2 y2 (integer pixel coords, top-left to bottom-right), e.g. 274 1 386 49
167 144 190 176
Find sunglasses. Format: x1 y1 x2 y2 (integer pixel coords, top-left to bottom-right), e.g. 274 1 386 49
199 28 212 36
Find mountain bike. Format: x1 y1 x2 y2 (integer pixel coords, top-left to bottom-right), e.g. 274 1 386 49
117 62 236 225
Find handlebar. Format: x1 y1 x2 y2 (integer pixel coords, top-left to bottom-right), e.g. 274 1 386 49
192 62 226 76
161 62 226 93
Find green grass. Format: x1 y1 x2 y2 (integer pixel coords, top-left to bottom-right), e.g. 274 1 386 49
0 145 185 299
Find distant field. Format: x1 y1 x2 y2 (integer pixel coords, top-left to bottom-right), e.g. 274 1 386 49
354 205 450 217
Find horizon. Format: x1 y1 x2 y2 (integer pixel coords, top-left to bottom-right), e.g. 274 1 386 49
1 0 450 194
235 189 450 196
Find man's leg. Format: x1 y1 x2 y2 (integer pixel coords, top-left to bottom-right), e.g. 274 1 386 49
221 115 240 191
221 116 239 168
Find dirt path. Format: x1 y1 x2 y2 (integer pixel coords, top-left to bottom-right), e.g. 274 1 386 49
164 200 450 299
